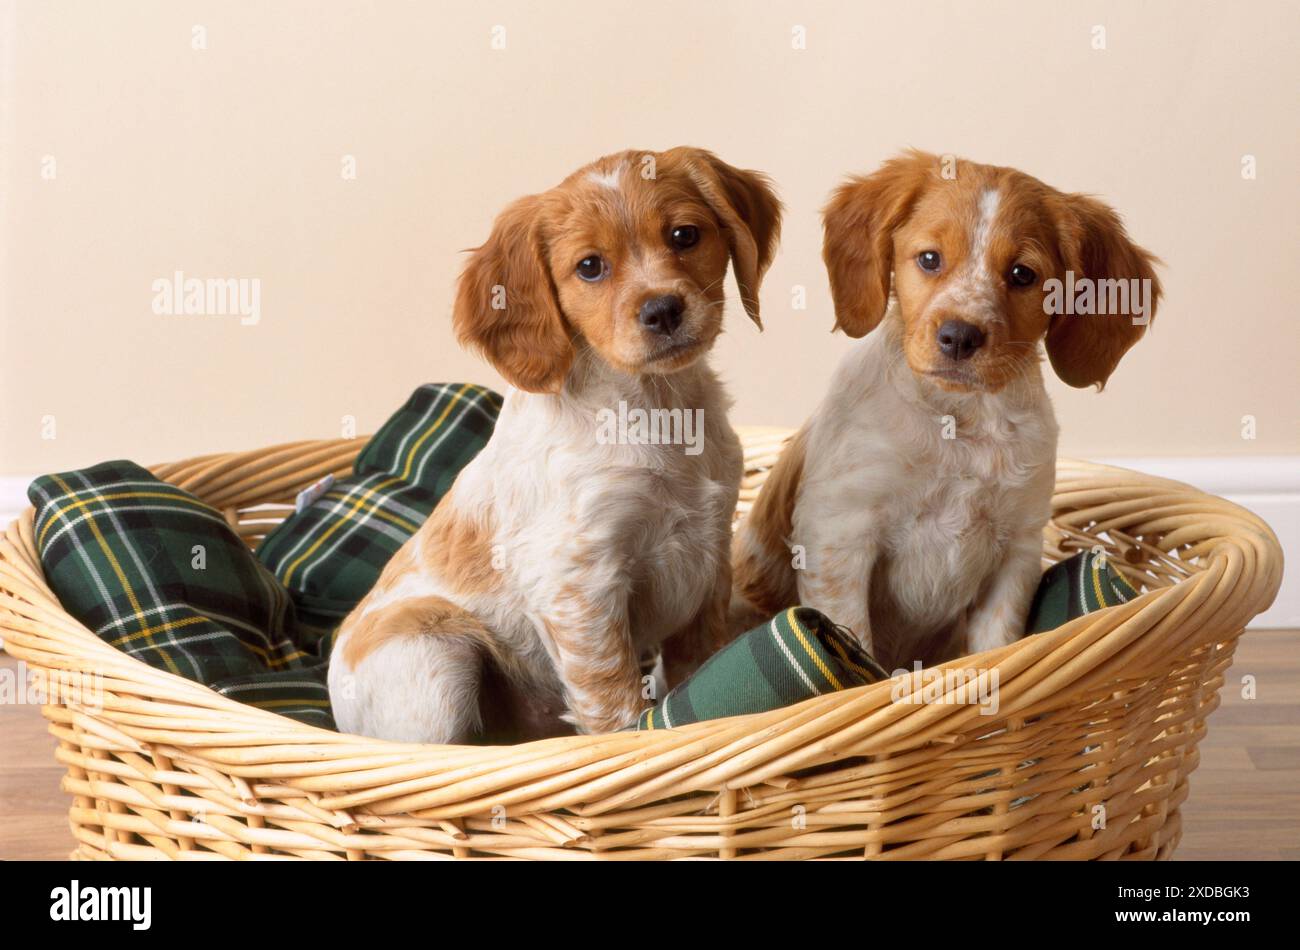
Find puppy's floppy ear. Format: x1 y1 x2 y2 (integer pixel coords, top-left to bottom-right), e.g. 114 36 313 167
1046 194 1162 389
822 150 935 338
678 149 783 328
453 194 572 394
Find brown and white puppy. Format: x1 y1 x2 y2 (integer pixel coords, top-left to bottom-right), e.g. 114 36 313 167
329 148 781 743
732 151 1159 671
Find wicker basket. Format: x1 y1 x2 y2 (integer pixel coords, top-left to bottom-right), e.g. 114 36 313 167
0 427 1283 860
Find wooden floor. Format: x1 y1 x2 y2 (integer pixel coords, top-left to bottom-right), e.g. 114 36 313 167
2 632 1297 861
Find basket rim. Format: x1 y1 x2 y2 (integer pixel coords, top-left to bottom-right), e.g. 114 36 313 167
0 432 1283 820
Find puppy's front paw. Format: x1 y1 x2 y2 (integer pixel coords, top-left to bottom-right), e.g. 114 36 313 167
562 701 642 735
967 615 1025 654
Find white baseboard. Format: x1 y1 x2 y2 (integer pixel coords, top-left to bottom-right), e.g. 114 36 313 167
2 457 1296 629
0 477 30 650
1092 456 1299 629
0 477 30 532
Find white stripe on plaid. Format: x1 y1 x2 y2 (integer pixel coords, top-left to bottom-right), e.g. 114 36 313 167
217 680 327 692
30 476 203 680
93 600 300 658
261 471 390 579
386 388 452 474
411 387 497 486
35 501 233 558
385 385 499 476
296 387 496 589
31 475 301 675
73 470 202 670
30 479 196 534
36 481 170 667
75 470 304 666
1077 557 1089 617
260 384 493 582
769 616 820 696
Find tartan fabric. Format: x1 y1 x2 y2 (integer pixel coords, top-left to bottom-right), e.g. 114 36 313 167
636 607 889 730
26 384 501 731
26 461 332 726
256 382 503 644
208 670 334 729
636 551 1140 731
1025 550 1139 633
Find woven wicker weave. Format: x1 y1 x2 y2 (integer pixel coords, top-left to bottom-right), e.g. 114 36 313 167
0 427 1282 860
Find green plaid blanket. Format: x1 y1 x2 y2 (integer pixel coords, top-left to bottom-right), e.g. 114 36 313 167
27 461 332 727
27 383 502 729
636 606 888 730
1026 549 1138 633
634 550 1138 730
257 382 502 645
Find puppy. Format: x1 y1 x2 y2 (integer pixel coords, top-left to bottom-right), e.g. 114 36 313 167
732 150 1159 671
329 148 781 743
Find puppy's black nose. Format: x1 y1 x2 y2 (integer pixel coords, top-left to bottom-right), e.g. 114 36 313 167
638 294 684 336
937 320 985 361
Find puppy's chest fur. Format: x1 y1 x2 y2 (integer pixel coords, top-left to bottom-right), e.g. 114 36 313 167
619 465 735 647
452 370 740 679
801 330 1057 659
540 443 734 644
870 417 1046 633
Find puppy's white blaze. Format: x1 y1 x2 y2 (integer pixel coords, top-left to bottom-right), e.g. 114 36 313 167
587 166 623 190
971 188 1001 279
934 188 1003 313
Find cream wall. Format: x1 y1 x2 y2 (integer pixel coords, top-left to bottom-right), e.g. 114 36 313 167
3 0 1298 476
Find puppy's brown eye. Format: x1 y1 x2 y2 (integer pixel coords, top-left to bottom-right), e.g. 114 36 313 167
1009 264 1037 287
917 250 942 272
671 226 700 250
576 256 606 282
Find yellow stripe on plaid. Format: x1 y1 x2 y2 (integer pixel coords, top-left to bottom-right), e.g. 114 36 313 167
279 476 403 586
785 607 844 691
1091 556 1109 611
107 613 208 650
319 491 422 534
242 644 310 669
37 488 219 550
108 614 308 668
825 634 874 680
398 383 474 481
50 476 183 676
280 384 475 586
247 698 333 709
